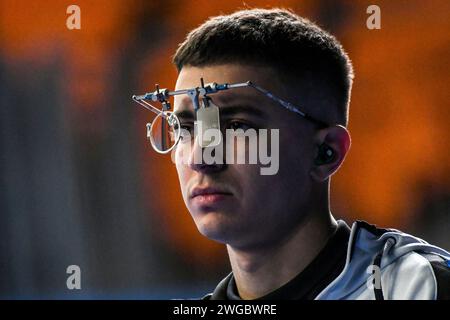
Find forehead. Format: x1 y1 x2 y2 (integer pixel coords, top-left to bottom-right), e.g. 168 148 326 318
175 64 278 90
173 64 285 112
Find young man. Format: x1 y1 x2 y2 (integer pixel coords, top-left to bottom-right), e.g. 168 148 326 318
138 8 450 299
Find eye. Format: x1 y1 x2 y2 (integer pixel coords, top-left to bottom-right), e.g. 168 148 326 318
180 123 194 131
227 120 254 131
178 121 194 141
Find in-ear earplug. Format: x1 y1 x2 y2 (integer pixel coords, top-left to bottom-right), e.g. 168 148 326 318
315 143 335 165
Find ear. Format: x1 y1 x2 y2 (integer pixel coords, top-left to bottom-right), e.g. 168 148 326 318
310 125 351 182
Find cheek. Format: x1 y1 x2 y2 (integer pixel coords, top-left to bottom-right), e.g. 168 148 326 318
233 164 271 204
279 128 313 174
174 148 190 199
173 142 191 165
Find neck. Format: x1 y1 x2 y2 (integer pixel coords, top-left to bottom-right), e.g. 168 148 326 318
226 209 337 300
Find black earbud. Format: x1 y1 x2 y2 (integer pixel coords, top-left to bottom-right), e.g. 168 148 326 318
314 143 335 165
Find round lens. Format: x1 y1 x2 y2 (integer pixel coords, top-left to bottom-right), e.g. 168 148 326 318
149 111 181 154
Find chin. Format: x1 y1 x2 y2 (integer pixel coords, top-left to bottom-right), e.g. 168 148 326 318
193 211 234 244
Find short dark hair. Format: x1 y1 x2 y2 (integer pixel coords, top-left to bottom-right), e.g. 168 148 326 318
173 8 354 126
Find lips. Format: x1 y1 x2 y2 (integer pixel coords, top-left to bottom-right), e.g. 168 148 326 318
190 186 233 199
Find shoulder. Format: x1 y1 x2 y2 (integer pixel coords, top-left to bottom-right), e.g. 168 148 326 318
356 221 450 300
318 220 450 300
381 251 438 299
424 254 450 300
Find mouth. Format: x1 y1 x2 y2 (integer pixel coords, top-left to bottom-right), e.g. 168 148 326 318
190 186 233 207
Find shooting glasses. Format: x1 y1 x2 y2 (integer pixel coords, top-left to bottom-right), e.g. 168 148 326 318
132 79 329 154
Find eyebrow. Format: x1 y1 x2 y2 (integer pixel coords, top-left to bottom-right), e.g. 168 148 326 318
174 104 266 121
174 109 194 120
219 105 266 119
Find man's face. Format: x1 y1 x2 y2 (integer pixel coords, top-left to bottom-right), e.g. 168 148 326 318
173 64 318 249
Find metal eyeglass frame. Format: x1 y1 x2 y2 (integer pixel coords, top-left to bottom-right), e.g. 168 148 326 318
131 80 330 153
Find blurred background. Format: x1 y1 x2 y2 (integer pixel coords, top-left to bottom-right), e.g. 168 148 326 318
0 0 448 299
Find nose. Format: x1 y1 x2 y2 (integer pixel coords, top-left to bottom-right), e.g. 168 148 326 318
188 135 226 174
